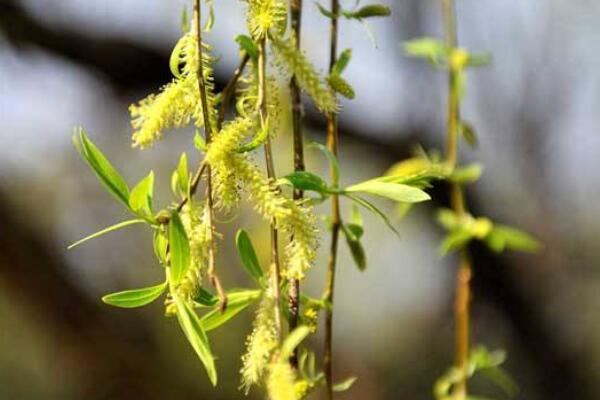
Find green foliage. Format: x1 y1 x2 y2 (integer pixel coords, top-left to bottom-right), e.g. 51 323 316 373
168 211 192 285
236 230 265 284
102 282 167 308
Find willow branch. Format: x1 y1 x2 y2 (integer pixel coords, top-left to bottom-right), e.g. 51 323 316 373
287 0 304 368
194 0 227 312
323 0 340 397
218 53 250 128
442 0 470 396
257 36 283 340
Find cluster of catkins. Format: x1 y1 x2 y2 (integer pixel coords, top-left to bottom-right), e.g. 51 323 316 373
127 0 338 397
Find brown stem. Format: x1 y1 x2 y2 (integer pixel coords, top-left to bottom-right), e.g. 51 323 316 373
193 0 227 312
218 53 250 129
287 0 304 368
323 0 340 397
257 36 283 340
442 0 470 396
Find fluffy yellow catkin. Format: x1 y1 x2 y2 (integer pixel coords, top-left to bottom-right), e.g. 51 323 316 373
266 359 298 400
241 295 278 392
177 202 211 300
270 34 338 113
130 31 217 148
246 0 286 39
205 116 318 280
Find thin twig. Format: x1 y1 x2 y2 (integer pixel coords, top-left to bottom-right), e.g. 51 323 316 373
194 0 227 312
288 0 304 368
218 53 250 129
257 36 283 340
323 0 340 397
442 0 471 397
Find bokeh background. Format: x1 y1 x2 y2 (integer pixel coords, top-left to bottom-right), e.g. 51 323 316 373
1 0 599 399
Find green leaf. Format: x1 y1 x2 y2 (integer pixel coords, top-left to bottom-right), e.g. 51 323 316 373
345 180 430 203
102 282 167 308
169 35 188 78
236 117 269 153
344 193 400 237
440 229 473 255
129 171 154 218
437 208 460 231
332 48 352 75
404 37 448 65
168 211 191 285
347 204 364 238
333 376 357 392
344 4 391 19
342 224 367 271
327 73 356 99
194 130 208 151
283 171 331 194
316 2 337 19
449 164 482 185
201 289 261 331
309 141 340 187
153 229 168 265
172 152 189 196
68 219 146 250
235 230 264 283
485 225 541 253
280 326 311 360
466 52 492 68
235 34 259 62
174 296 217 385
73 128 130 209
194 287 219 307
460 120 478 147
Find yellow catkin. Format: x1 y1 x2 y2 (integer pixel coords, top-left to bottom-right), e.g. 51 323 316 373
266 359 298 400
246 0 286 39
130 32 217 148
271 34 338 113
241 295 278 392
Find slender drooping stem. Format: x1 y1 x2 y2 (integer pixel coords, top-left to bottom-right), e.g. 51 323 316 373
257 36 283 339
194 0 227 311
442 0 471 396
323 0 340 397
287 0 304 367
218 53 250 128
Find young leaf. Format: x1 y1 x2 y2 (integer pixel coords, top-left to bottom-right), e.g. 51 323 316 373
280 325 311 360
283 171 331 194
345 180 430 203
73 128 130 209
344 4 391 19
102 282 167 308
347 204 364 239
333 376 357 392
174 296 217 385
173 152 189 196
485 225 541 253
309 141 340 187
342 225 367 271
201 289 261 331
129 171 154 218
236 117 269 153
437 208 460 231
449 164 482 185
440 229 473 255
68 219 147 250
327 73 356 99
235 230 264 283
168 211 191 285
332 48 352 75
235 34 259 62
460 120 478 147
316 2 337 19
194 130 208 151
404 37 448 65
153 229 168 265
194 287 219 307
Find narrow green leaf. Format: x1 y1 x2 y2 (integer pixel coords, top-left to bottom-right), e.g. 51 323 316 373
283 171 331 194
345 4 391 19
236 117 269 153
437 208 460 231
333 376 357 392
102 282 167 308
347 204 364 238
342 225 367 271
327 74 356 99
316 2 337 19
68 219 146 250
169 211 191 284
194 130 208 151
201 289 261 331
309 141 340 187
344 193 400 237
332 48 352 75
177 152 189 195
345 180 430 203
73 128 130 208
129 171 154 218
174 296 217 385
194 287 219 307
153 229 168 265
235 34 259 62
235 230 264 283
460 120 478 147
280 326 311 360
404 37 448 65
487 225 541 253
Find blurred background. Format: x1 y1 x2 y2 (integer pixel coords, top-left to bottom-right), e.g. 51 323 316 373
1 0 599 399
